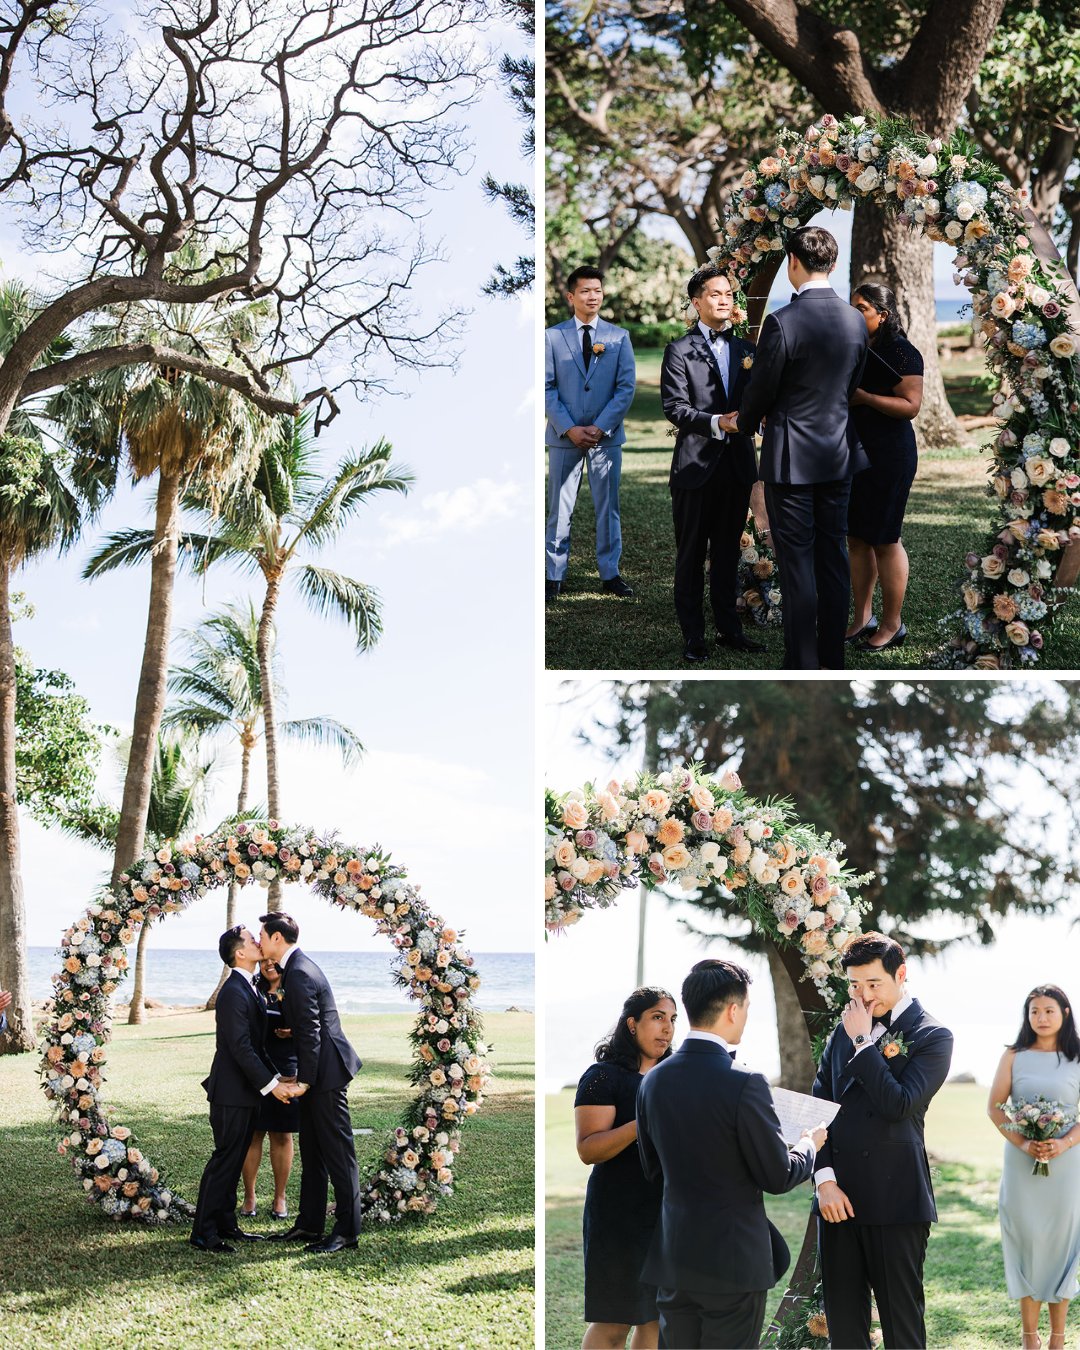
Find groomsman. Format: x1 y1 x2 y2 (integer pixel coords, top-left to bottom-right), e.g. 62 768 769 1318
260 912 364 1255
191 926 290 1253
720 225 868 668
661 265 764 662
813 932 954 1349
545 265 636 601
637 959 826 1349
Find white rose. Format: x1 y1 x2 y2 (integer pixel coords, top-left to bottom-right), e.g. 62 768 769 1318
1036 560 1054 579
1050 334 1078 359
1007 568 1030 587
1011 467 1029 489
826 858 842 876
858 144 874 163
825 180 839 200
855 167 880 193
760 864 780 884
809 175 826 194
570 857 590 880
916 154 937 177
945 221 963 239
955 201 975 221
700 842 721 867
1049 438 1070 458
745 820 765 842
804 910 825 930
1028 286 1050 308
656 772 673 788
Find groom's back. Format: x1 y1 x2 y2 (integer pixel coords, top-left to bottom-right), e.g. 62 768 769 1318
758 290 868 485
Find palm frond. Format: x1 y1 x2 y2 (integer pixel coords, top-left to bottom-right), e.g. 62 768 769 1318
294 564 384 651
280 717 364 767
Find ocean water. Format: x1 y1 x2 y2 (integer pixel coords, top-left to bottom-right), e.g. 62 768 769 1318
28 947 533 1015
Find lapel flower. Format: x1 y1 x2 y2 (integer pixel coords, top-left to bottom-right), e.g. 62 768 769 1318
879 1028 909 1060
592 342 605 356
742 355 754 370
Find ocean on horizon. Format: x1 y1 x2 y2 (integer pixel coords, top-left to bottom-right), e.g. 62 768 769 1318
28 947 533 1015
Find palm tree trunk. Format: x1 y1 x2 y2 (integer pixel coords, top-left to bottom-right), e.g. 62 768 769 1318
257 573 283 910
0 559 34 1052
116 471 182 1025
127 914 153 1023
205 731 254 1008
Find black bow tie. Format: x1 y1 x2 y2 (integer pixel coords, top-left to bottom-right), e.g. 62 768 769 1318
873 1011 893 1029
728 1049 736 1062
708 327 729 343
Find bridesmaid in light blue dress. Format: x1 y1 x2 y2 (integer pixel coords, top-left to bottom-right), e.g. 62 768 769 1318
989 985 1080 1350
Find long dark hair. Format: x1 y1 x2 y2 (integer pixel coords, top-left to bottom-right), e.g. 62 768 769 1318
595 986 675 1071
1010 984 1080 1062
853 282 907 344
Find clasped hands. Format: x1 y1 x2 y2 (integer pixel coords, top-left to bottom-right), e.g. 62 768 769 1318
271 1076 308 1104
1028 1137 1064 1161
716 412 739 435
567 425 604 451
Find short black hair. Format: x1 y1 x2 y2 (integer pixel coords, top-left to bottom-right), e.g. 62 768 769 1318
259 911 300 945
841 930 905 978
687 264 732 301
682 958 750 1025
218 926 246 967
566 265 603 292
787 224 838 274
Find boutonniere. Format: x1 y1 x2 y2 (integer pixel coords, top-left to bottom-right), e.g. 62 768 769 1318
879 1029 910 1060
741 355 754 370
592 342 605 356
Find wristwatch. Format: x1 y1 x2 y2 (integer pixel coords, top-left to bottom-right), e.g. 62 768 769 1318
852 1034 868 1047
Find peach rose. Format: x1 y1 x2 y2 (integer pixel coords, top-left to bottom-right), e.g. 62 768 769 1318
1005 620 1031 645
801 929 829 956
642 789 672 818
712 807 734 833
562 799 589 830
625 829 648 855
689 784 715 812
980 555 1006 578
780 871 805 895
662 844 692 871
553 840 576 868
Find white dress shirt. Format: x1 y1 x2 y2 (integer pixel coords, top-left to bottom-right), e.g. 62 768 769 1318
233 966 279 1095
815 990 913 1186
697 320 733 441
796 278 834 295
685 1027 736 1053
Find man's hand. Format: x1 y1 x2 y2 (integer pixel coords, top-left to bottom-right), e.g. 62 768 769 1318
581 424 604 446
274 1027 292 1039
0 990 11 1015
271 1082 296 1103
840 996 873 1045
566 426 599 450
717 412 739 434
802 1123 828 1152
817 1179 855 1223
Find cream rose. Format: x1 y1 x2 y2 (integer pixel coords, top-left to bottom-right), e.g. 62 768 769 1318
662 844 692 871
1050 334 1078 359
562 799 588 830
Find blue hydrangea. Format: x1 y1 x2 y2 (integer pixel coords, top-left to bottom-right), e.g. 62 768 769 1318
1023 433 1046 458
1017 596 1048 621
964 611 991 642
944 181 988 214
445 969 466 988
390 1166 418 1192
763 182 785 209
71 1033 98 1058
101 1138 127 1165
180 862 202 883
1012 321 1047 350
985 269 1008 298
1028 392 1050 418
414 929 437 956
73 967 100 987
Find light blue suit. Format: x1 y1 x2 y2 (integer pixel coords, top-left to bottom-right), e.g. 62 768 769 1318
545 316 636 582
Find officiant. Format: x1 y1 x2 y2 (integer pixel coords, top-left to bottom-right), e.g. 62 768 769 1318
844 282 924 654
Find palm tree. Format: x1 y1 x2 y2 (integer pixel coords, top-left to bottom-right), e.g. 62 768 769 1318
61 726 218 1022
52 267 276 920
163 599 363 1002
0 285 82 1051
84 412 411 906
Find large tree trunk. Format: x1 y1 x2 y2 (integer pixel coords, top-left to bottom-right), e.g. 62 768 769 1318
116 471 181 1025
850 199 967 449
0 559 34 1052
765 941 817 1092
205 729 255 1008
127 914 152 1023
257 573 283 910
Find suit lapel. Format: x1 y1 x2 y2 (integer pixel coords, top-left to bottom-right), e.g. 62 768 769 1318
561 319 588 379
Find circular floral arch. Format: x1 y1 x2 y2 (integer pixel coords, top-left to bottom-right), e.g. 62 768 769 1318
41 820 491 1224
545 763 870 1012
708 111 1080 669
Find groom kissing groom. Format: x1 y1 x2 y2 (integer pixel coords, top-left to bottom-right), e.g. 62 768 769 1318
812 932 953 1349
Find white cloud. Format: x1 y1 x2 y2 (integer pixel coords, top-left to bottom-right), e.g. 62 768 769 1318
379 475 525 545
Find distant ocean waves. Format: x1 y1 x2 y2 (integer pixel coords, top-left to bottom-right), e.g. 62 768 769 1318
28 947 533 1014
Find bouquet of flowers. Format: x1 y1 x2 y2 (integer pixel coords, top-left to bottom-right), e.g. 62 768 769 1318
997 1094 1076 1176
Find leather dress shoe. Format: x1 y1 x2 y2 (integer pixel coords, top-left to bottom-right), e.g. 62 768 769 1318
716 630 765 654
189 1236 235 1254
601 575 634 597
220 1228 266 1241
845 616 878 644
684 638 709 663
305 1233 359 1254
545 579 561 601
269 1224 322 1243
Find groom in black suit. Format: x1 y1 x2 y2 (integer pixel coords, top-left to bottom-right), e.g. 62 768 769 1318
637 959 827 1349
721 225 868 668
191 926 292 1252
661 265 764 663
260 912 363 1254
812 932 954 1349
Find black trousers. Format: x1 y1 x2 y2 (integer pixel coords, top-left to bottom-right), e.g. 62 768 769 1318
657 1286 767 1349
765 478 851 669
671 472 753 642
296 1086 362 1238
818 1218 930 1349
192 1101 258 1243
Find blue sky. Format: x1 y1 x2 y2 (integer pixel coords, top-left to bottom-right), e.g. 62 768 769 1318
7 17 535 956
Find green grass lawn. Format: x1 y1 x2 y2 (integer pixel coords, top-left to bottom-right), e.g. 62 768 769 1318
546 1082 1025 1350
0 1010 534 1349
544 348 1080 670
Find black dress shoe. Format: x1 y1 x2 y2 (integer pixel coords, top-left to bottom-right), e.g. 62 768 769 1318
220 1228 267 1241
305 1233 359 1254
545 579 561 601
601 575 634 597
684 638 709 663
716 630 766 654
862 622 907 652
269 1224 322 1243
845 616 878 644
189 1236 235 1254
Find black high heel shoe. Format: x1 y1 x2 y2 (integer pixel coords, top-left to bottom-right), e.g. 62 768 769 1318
862 623 906 652
845 616 878 644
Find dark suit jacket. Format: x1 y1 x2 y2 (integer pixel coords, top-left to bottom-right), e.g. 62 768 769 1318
661 327 757 491
637 1038 815 1295
812 998 953 1225
735 288 868 485
280 948 362 1093
201 969 278 1107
